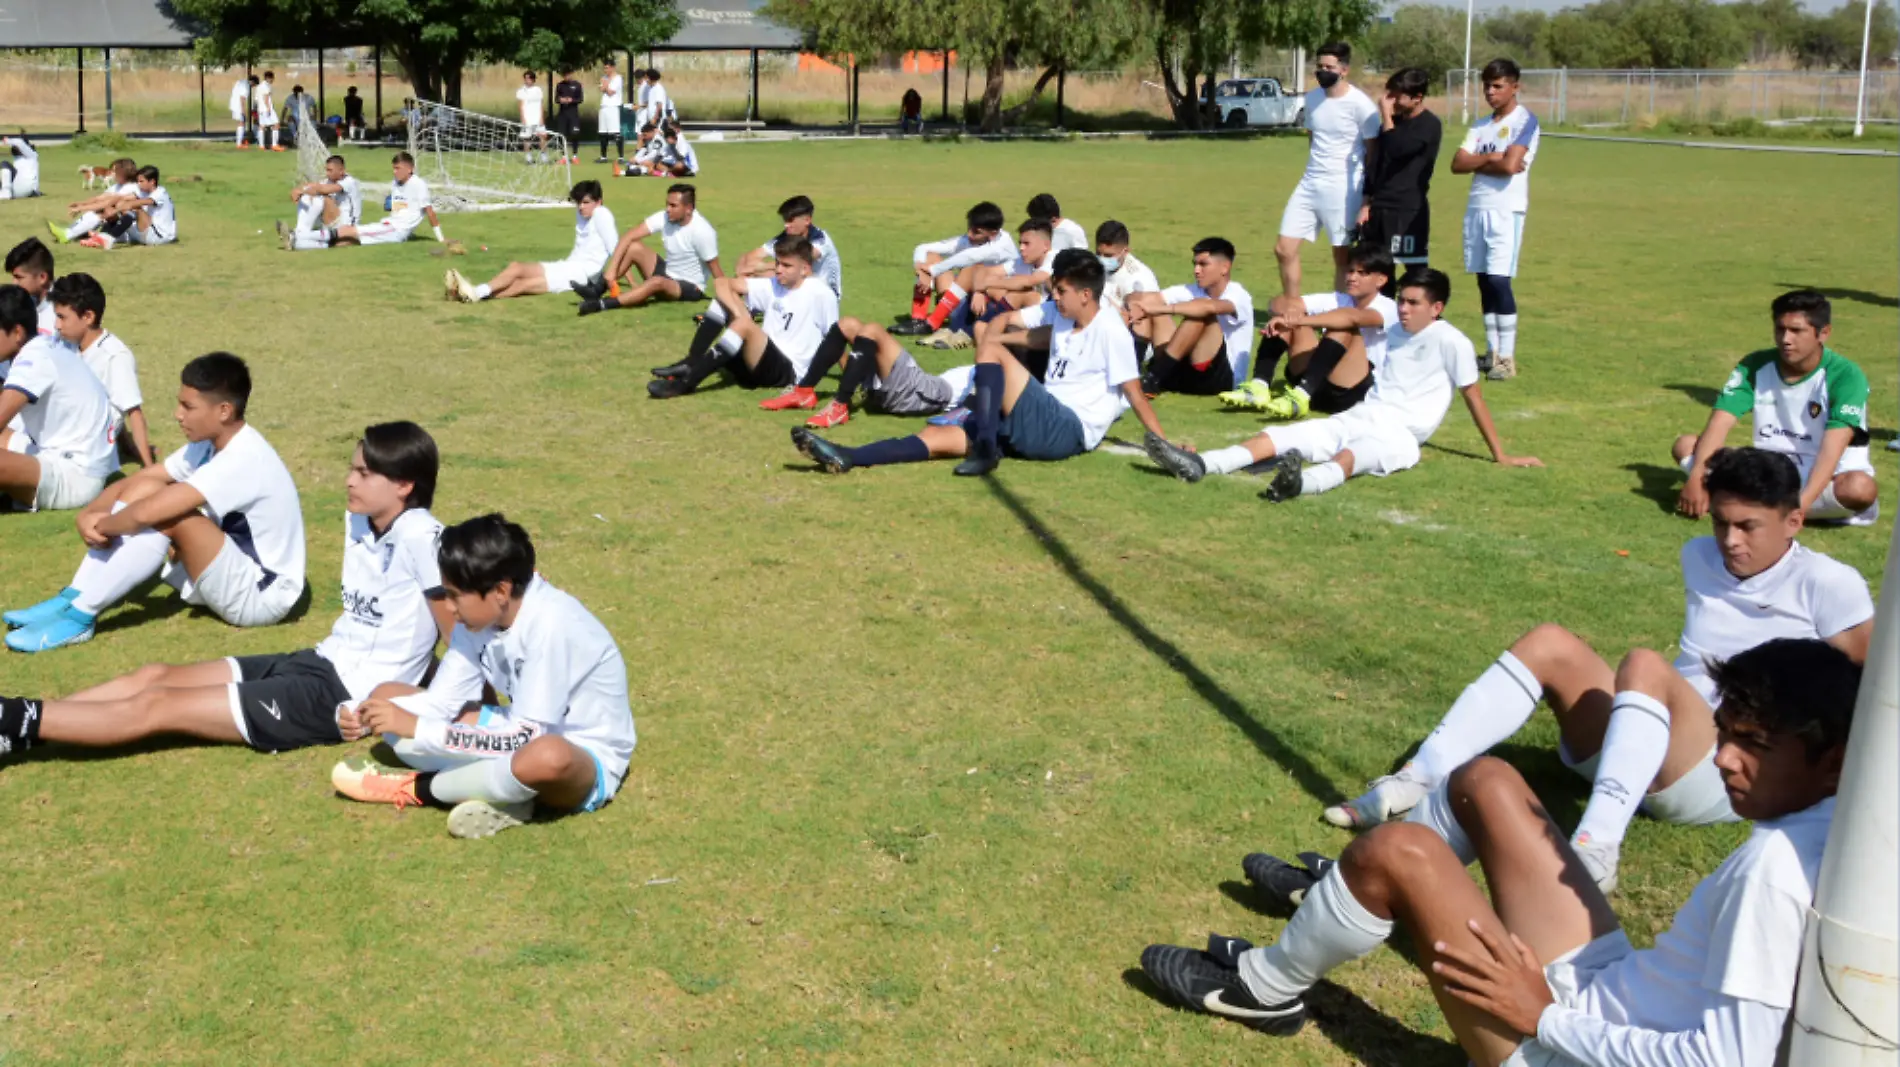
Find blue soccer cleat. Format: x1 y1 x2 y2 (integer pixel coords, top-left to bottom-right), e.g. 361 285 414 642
6 606 97 653
4 588 80 630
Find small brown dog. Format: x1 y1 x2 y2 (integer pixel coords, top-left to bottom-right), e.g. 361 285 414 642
78 164 114 189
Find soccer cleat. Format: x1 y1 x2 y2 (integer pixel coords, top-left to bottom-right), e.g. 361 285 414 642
890 318 933 337
330 756 422 809
1571 833 1621 895
649 361 690 379
447 799 534 839
891 314 923 327
760 386 818 412
570 273 608 301
453 271 479 303
1323 768 1432 829
77 234 106 250
276 218 293 252
933 329 973 351
1138 944 1308 1035
46 220 68 244
917 327 951 347
5 607 96 653
953 443 1000 477
1143 431 1206 483
1487 357 1518 381
1203 932 1257 970
1242 850 1337 911
577 298 607 317
442 268 460 302
4 588 79 629
1259 385 1311 421
805 400 851 429
647 378 693 400
1260 450 1306 504
790 427 855 474
927 407 970 428
1476 351 1496 375
1218 379 1279 410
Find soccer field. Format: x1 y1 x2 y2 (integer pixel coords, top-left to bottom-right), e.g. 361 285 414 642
0 135 1892 1065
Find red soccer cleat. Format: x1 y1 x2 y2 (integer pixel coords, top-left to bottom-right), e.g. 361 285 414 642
760 386 817 412
805 400 851 428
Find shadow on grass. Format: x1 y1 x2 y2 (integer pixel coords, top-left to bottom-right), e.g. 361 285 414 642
15 734 218 766
1120 969 1463 1066
1661 382 1720 407
1772 283 1899 309
982 477 1343 806
1622 462 1687 515
95 580 313 638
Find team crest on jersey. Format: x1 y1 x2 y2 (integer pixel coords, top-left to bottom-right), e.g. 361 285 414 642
1808 401 1823 419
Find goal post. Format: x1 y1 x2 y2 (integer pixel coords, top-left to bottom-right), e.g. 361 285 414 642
405 99 574 212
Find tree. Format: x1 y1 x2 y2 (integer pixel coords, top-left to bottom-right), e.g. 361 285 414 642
1481 9 1550 64
174 0 680 107
1145 0 1378 128
1539 0 1744 68
1364 5 1469 87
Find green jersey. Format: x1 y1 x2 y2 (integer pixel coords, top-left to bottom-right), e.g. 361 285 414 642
1713 348 1871 461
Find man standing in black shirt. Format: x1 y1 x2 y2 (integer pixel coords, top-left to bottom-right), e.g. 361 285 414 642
555 71 585 165
1358 68 1441 288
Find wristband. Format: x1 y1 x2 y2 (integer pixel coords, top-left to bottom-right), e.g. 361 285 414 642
433 225 445 242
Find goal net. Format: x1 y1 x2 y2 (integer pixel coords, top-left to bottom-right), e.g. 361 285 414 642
404 98 573 212
294 111 330 185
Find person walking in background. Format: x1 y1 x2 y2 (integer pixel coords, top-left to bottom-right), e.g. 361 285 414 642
901 89 924 134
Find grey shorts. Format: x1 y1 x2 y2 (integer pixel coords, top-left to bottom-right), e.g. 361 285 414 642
865 352 954 416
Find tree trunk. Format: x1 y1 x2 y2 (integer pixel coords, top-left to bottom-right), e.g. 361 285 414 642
1000 63 1062 124
980 51 1007 132
1155 37 1204 129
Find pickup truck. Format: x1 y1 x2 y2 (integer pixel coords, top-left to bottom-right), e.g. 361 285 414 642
1213 77 1305 129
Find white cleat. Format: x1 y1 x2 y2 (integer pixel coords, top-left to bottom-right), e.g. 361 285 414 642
1571 833 1621 895
443 268 460 302
454 271 480 304
1322 769 1432 829
447 799 533 839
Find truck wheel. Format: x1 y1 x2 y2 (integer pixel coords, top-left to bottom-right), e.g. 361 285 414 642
1226 109 1248 128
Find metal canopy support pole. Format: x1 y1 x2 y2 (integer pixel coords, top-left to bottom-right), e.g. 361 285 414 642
749 49 759 124
851 58 861 132
318 48 326 124
77 49 86 133
1056 64 1065 128
105 47 113 130
374 46 383 134
200 62 208 133
941 50 950 120
1854 0 1875 135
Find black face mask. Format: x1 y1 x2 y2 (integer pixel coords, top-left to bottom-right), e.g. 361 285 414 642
1315 69 1341 89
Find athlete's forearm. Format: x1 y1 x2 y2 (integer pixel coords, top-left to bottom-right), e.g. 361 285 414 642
104 480 203 536
1462 387 1509 460
126 407 154 467
1163 298 1234 320
1802 427 1855 509
1685 411 1739 475
1123 382 1165 438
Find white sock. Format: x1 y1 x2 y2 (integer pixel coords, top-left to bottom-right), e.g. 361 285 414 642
1497 314 1518 359
236 125 245 144
704 301 728 325
1483 313 1500 356
69 516 171 615
473 283 492 301
67 212 100 241
1237 868 1392 1004
292 229 329 250
1202 444 1257 476
267 128 278 148
1299 461 1346 496
715 330 743 356
426 756 539 805
1405 781 1477 865
390 738 480 773
295 197 322 232
945 282 967 303
1411 651 1543 784
1573 691 1671 846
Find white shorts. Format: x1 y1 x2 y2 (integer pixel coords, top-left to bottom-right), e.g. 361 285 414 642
258 108 279 127
163 538 301 628
18 444 106 511
355 220 418 246
1564 743 1738 826
1464 209 1527 276
1677 448 1878 525
6 168 37 198
520 123 547 137
539 258 600 294
1263 404 1421 479
126 223 176 246
597 106 620 135
1504 930 1636 1067
1278 178 1361 248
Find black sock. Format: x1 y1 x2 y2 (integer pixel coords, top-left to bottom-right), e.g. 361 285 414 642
679 344 737 390
845 435 931 467
1143 352 1180 393
0 695 43 751
1293 337 1347 397
832 337 882 401
615 136 626 157
599 137 610 157
412 772 454 810
686 316 726 363
1134 338 1153 365
1255 336 1289 385
798 324 851 389
970 363 1004 454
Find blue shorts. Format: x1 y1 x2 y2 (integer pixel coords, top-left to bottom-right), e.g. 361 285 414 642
578 746 620 813
1000 378 1089 461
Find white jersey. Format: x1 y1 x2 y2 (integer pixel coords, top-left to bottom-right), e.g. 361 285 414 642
1364 317 1479 442
1017 303 1140 450
1461 104 1540 213
78 330 143 424
1009 248 1056 287
36 296 55 337
229 79 250 120
563 206 618 273
3 336 117 478
313 508 445 702
516 84 544 127
385 175 431 230
1050 217 1088 252
139 185 176 239
1300 85 1381 188
642 209 718 287
1161 281 1255 378
918 231 1017 277
759 227 843 297
1537 798 1834 1067
745 276 840 378
162 424 307 597
1302 291 1400 368
398 575 637 779
253 81 277 121
330 174 364 227
661 138 698 174
1101 253 1159 312
647 83 673 122
1674 538 1872 704
5 137 38 191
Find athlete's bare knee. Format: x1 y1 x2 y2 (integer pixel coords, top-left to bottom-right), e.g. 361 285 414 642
512 736 584 786
1670 434 1697 463
1340 822 1442 907
1511 622 1589 678
1835 472 1878 510
1447 755 1533 812
837 315 862 335
1613 647 1676 695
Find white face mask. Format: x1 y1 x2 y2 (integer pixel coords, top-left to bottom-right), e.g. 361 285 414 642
1098 255 1122 274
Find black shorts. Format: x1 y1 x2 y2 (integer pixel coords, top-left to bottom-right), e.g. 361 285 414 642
653 258 705 302
229 648 351 753
727 340 798 390
1152 344 1238 396
1309 374 1372 414
1362 205 1429 265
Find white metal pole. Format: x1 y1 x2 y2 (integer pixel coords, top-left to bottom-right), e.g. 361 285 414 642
1853 0 1875 136
1461 0 1475 124
1790 518 1900 1064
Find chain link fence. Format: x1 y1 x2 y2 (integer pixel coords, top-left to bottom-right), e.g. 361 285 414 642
1445 67 1900 128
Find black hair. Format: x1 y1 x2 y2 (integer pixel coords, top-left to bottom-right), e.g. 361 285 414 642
1710 638 1861 761
1026 192 1061 219
1318 42 1352 65
570 179 603 204
180 352 252 420
249 75 259 84
649 69 662 81
640 122 658 134
1481 57 1522 83
1397 266 1451 306
523 71 537 80
667 182 696 207
1386 67 1430 97
0 285 35 337
136 165 160 183
360 421 439 510
1703 447 1802 511
1018 217 1053 238
437 513 536 598
1191 236 1236 262
1050 248 1106 298
5 236 53 279
292 84 305 93
49 272 105 326
325 154 346 168
264 70 275 79
778 194 815 221
393 150 415 166
664 126 680 139
1095 219 1130 247
966 201 1006 233
1771 289 1832 331
1346 245 1396 279
773 234 816 263
346 86 358 94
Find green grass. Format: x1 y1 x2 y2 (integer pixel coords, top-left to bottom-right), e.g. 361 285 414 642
0 136 1892 1065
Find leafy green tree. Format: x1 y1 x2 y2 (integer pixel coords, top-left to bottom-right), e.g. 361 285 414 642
1365 5 1469 86
1146 0 1378 128
175 0 679 106
1481 9 1551 65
